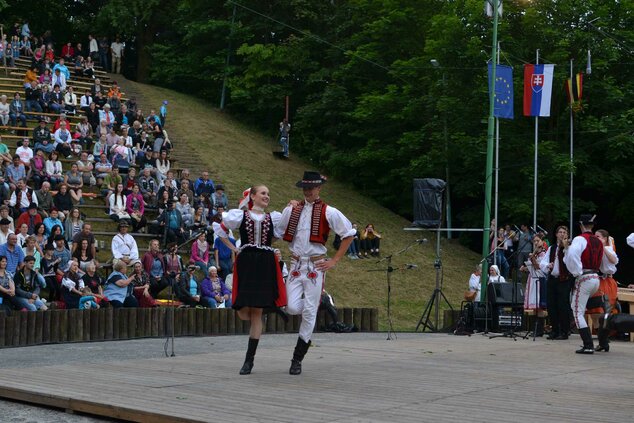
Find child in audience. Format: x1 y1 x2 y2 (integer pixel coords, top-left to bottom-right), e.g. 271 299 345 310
79 287 100 309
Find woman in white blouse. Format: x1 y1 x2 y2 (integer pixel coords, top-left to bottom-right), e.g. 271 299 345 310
45 151 64 187
212 185 286 375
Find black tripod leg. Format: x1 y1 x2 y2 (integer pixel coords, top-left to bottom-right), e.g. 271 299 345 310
416 290 438 332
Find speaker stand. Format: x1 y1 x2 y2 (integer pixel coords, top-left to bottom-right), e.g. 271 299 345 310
416 227 453 332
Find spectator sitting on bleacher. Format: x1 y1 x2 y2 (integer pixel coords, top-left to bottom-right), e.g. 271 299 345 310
51 69 66 92
40 244 58 301
13 255 47 311
116 104 134 130
0 218 14 245
94 151 110 181
91 78 104 97
157 200 186 245
43 209 63 236
71 223 96 258
24 66 39 88
52 58 70 80
80 89 92 113
83 56 95 79
155 150 170 182
38 69 52 87
61 42 74 61
76 152 95 186
53 121 73 158
108 183 131 224
21 236 41 270
78 287 99 309
213 229 235 280
49 84 64 114
0 206 15 232
86 102 99 131
64 86 78 115
0 135 11 166
175 264 202 308
29 150 43 189
47 226 64 250
38 85 50 113
0 256 17 314
25 81 42 116
200 266 231 309
61 259 84 308
94 91 106 109
9 92 27 129
123 167 136 194
45 151 63 187
126 96 137 113
101 165 121 206
194 171 215 199
108 93 121 116
190 231 212 277
16 223 29 248
64 208 83 243
53 183 73 218
99 104 114 129
33 119 54 153
176 179 194 206
74 117 93 153
157 189 171 214
16 138 33 170
16 203 41 234
105 127 119 148
0 233 25 274
82 262 105 303
0 96 11 127
35 181 53 217
139 167 158 207
211 184 228 211
190 206 208 232
73 55 84 78
142 239 170 299
10 179 38 214
131 259 157 308
64 164 83 204
72 238 97 271
126 184 146 233
176 193 194 227
111 220 139 267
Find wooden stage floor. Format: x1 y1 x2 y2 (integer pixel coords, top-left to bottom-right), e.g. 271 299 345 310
0 333 632 422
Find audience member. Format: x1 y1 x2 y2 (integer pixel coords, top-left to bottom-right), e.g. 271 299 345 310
200 266 231 308
111 221 138 267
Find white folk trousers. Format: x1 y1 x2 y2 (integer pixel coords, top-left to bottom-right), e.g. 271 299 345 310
571 273 600 329
286 257 326 342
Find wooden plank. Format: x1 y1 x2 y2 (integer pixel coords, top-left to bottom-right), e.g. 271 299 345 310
26 311 36 345
370 308 379 331
157 307 166 337
361 308 372 331
144 308 152 338
203 308 212 335
218 309 228 334
50 310 60 343
113 308 121 339
41 310 51 344
152 307 161 337
264 312 275 333
276 312 286 333
90 309 99 341
19 312 28 346
97 308 106 341
195 309 204 337
317 310 326 332
187 308 195 336
67 309 77 343
4 315 14 347
59 309 68 342
343 308 353 325
173 308 182 337
105 307 114 340
227 309 236 334
292 314 301 332
353 308 362 330
0 313 5 348
128 308 137 339
137 308 146 338
210 309 219 334
83 309 91 341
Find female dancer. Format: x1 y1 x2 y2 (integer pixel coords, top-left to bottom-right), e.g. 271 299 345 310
590 229 619 352
212 185 286 375
521 233 547 336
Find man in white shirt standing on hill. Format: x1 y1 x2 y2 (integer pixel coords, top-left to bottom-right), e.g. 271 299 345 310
110 38 124 74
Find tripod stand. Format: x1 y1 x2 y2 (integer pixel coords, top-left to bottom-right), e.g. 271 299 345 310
416 227 453 332
370 240 421 340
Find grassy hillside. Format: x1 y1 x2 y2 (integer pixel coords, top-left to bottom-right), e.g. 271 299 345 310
121 79 481 331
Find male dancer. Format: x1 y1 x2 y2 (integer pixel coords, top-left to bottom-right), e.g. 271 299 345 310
563 214 603 354
280 171 355 375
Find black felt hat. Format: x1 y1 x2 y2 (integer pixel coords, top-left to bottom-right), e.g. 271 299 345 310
579 214 596 225
295 171 326 188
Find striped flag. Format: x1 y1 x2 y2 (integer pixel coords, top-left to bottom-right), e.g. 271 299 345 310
523 64 555 117
565 72 583 113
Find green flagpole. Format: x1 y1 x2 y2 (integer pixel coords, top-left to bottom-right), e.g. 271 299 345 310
481 0 500 298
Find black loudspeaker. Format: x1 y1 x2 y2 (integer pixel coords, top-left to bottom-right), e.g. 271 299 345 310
412 178 446 228
487 282 524 306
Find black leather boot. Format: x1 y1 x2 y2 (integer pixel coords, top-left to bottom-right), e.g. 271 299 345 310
575 327 594 354
240 338 259 375
595 325 610 352
289 337 310 375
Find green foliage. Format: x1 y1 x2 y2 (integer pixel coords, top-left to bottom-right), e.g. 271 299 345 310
89 0 634 264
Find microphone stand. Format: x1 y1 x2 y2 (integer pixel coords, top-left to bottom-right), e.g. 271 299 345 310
368 240 422 340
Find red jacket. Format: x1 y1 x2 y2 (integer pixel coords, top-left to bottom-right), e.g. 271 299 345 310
16 211 42 231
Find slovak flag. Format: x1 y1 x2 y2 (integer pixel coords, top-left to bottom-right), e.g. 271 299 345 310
523 64 555 117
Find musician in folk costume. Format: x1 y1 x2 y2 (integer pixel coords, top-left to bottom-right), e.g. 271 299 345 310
280 171 355 375
539 225 573 340
521 233 547 336
212 185 287 375
563 214 604 354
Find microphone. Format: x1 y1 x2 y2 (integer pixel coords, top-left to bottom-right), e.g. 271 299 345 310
415 238 428 243
405 264 418 269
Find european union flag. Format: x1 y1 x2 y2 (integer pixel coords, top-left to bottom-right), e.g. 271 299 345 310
488 63 514 119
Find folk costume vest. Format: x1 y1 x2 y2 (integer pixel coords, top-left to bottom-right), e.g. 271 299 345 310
580 232 603 271
238 210 274 247
549 245 570 281
282 199 330 245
